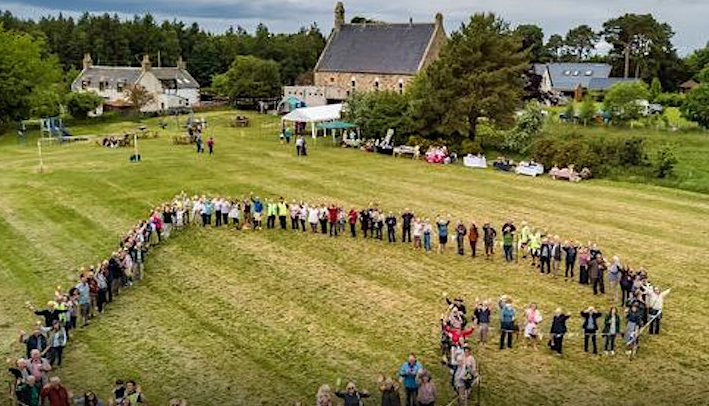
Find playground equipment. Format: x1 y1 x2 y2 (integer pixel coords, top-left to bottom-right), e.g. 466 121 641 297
40 116 74 140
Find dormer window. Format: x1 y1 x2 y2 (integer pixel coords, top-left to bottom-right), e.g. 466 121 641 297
572 70 580 76
563 70 571 76
585 70 593 76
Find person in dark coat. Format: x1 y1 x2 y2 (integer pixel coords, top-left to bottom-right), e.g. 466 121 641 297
379 378 402 406
539 238 552 274
19 327 48 359
580 307 602 354
549 308 571 354
562 241 577 279
336 382 370 406
588 254 607 295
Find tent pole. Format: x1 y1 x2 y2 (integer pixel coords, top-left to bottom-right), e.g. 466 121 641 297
311 121 316 139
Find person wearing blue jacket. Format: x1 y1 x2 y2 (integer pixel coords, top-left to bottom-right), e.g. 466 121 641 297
398 353 422 406
498 296 516 350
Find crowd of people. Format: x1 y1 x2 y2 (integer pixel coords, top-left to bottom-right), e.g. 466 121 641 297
7 191 670 406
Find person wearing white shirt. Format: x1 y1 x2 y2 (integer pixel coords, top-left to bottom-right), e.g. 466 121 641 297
645 286 671 335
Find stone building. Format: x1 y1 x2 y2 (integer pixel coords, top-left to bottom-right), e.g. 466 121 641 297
71 54 200 114
311 2 446 100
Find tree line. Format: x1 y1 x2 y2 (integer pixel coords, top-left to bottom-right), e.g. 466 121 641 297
0 10 326 89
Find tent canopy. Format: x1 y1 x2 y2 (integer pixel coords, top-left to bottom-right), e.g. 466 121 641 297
316 120 357 130
282 103 343 123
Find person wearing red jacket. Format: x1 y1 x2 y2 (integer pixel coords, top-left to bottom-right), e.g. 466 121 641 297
327 204 339 237
443 323 475 344
347 208 358 237
41 377 70 406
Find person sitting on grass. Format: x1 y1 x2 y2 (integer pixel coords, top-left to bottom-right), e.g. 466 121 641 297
335 382 370 406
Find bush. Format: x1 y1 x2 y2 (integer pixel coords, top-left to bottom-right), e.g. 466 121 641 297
655 144 678 178
461 138 483 155
65 91 103 119
531 133 647 177
654 92 684 108
603 81 651 124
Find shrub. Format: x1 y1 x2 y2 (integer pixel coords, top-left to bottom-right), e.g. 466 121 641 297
654 92 684 108
655 144 678 178
461 138 483 155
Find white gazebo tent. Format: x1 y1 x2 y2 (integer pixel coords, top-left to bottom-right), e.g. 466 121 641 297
281 103 344 138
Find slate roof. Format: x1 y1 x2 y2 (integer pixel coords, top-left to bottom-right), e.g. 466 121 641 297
71 67 141 91
316 23 436 75
587 77 639 91
546 63 612 92
152 68 200 89
71 66 199 91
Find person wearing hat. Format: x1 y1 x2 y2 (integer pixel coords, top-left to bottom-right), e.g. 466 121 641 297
580 306 602 354
416 370 437 406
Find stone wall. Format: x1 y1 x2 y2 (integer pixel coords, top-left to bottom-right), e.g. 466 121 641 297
314 71 415 97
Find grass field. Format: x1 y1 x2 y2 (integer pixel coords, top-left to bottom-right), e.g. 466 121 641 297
1 111 709 405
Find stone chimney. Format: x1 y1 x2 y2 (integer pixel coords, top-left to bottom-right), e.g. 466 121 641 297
334 2 345 30
82 53 93 70
141 54 152 72
176 56 186 70
435 12 443 29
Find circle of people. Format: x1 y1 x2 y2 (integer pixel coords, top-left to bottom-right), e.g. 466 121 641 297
8 191 670 406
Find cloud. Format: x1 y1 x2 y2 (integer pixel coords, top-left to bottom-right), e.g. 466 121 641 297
0 0 706 53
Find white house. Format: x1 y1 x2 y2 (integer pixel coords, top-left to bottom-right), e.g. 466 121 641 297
71 54 200 114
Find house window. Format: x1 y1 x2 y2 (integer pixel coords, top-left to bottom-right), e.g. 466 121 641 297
398 79 404 94
374 78 380 91
117 82 125 92
81 80 90 90
351 77 356 92
330 77 335 83
99 81 109 91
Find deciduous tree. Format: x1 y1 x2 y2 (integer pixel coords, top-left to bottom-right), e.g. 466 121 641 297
212 55 281 100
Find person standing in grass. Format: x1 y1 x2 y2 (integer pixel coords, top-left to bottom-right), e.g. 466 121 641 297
206 136 214 154
335 382 370 406
221 198 230 228
347 208 358 237
436 216 450 254
290 201 301 230
374 209 384 240
40 376 70 406
228 200 241 229
589 254 607 295
412 218 423 250
482 223 496 259
646 286 671 335
201 198 213 227
467 222 478 258
308 204 319 233
379 377 401 406
44 320 67 367
124 380 146 405
75 274 91 327
265 199 276 229
548 308 570 355
518 221 530 259
319 204 329 234
327 204 339 236
498 296 515 350
524 303 542 350
399 354 422 406
528 229 541 267
624 302 643 355
581 306 602 354
539 238 551 274
603 306 621 355
423 218 433 253
473 300 491 344
385 212 397 243
277 197 289 230
416 370 437 406
359 207 371 238
551 236 562 277
214 197 223 227
501 223 514 262
316 384 333 406
608 256 622 303
563 240 577 280
298 202 308 232
578 246 590 284
252 195 264 230
455 221 467 256
401 209 414 244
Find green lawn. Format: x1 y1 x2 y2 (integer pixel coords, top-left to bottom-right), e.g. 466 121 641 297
1 111 708 406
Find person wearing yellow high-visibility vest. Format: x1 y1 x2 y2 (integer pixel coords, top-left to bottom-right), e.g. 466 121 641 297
277 198 289 229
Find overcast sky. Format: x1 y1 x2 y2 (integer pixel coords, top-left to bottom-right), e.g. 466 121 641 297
1 0 706 55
